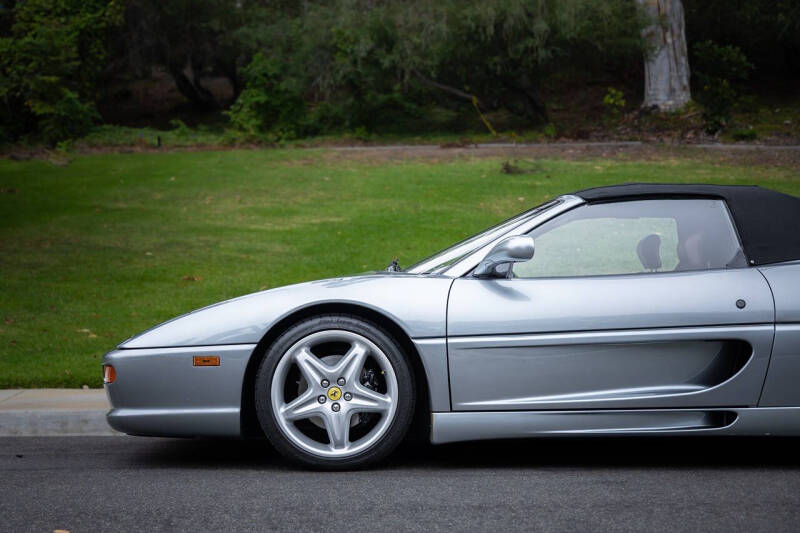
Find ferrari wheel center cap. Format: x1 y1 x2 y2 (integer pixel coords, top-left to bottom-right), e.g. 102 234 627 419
327 386 342 401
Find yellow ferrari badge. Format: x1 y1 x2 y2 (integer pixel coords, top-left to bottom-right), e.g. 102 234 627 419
327 386 342 401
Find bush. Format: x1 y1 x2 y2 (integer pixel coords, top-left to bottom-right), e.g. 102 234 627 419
0 0 122 144
602 88 626 118
730 128 758 141
693 40 753 134
226 53 308 140
34 90 101 144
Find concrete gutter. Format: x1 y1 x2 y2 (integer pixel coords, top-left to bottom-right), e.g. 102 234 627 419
0 389 118 436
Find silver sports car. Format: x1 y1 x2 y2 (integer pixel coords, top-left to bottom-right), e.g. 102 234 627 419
103 183 800 469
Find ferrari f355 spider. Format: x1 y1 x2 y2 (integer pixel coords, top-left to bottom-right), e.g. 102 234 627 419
104 183 800 468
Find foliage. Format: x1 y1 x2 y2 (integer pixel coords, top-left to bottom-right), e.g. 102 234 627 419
167 119 193 139
684 0 800 79
227 0 645 138
692 40 753 133
1 0 798 145
730 128 758 141
603 88 627 117
74 124 225 148
0 0 123 143
225 53 308 140
543 123 557 138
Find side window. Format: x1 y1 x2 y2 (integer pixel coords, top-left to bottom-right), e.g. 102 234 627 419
513 199 746 278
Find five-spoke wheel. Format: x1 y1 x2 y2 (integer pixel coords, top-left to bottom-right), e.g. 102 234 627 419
255 315 414 469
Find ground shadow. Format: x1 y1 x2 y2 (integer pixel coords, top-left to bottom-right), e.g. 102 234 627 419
129 435 800 471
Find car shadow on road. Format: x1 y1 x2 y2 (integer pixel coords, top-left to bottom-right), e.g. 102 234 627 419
397 437 800 470
130 435 800 471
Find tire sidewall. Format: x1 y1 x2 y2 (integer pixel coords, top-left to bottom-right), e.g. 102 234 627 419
255 314 415 470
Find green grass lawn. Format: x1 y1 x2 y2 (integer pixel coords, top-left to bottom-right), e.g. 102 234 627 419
1 148 799 387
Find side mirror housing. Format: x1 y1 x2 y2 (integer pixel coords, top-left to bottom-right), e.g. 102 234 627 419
472 235 535 278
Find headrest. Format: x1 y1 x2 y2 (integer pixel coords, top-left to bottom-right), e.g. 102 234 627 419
637 233 662 271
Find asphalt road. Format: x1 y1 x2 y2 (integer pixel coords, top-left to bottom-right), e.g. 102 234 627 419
3 436 800 532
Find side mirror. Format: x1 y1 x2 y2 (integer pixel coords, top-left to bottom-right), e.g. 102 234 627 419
473 235 535 278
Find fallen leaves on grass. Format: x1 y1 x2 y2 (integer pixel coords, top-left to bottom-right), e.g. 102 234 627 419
76 328 98 338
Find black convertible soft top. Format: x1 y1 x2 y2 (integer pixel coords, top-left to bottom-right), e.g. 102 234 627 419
574 183 800 266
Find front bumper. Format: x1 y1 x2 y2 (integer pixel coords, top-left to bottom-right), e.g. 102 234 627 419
103 344 256 437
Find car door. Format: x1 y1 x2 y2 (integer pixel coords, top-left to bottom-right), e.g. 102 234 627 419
447 198 775 411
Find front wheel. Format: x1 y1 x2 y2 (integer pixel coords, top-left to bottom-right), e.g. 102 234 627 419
254 315 415 469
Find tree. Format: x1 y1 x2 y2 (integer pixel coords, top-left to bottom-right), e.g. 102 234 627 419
0 0 123 142
684 0 800 80
385 0 645 124
229 0 645 136
636 0 690 111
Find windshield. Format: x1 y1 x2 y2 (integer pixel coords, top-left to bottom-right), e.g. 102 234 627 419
405 199 562 274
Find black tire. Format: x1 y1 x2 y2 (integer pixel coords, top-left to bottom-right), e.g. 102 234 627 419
254 314 416 470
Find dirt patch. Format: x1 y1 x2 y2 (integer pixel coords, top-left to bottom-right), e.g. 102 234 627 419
318 142 800 170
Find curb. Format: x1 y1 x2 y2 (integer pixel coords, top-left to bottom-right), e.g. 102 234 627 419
0 389 119 437
0 410 118 436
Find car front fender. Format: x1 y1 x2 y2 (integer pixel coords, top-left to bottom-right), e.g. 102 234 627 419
119 274 453 349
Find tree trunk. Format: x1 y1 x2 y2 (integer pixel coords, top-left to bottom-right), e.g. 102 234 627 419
636 0 690 111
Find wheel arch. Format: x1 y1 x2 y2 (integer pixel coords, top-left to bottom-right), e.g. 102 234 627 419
240 302 432 439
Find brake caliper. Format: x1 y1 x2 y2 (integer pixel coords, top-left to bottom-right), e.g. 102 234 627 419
354 367 384 429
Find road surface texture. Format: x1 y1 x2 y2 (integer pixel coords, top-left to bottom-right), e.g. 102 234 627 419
2 435 800 532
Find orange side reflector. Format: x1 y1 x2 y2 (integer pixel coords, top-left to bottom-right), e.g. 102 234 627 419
103 365 116 384
193 356 220 367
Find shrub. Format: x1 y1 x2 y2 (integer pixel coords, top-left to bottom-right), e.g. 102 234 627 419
693 40 753 134
0 0 122 143
603 88 627 117
226 53 308 140
168 119 193 139
34 90 101 144
730 128 758 141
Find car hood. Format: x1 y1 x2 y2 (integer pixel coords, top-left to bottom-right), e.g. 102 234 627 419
118 272 453 349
